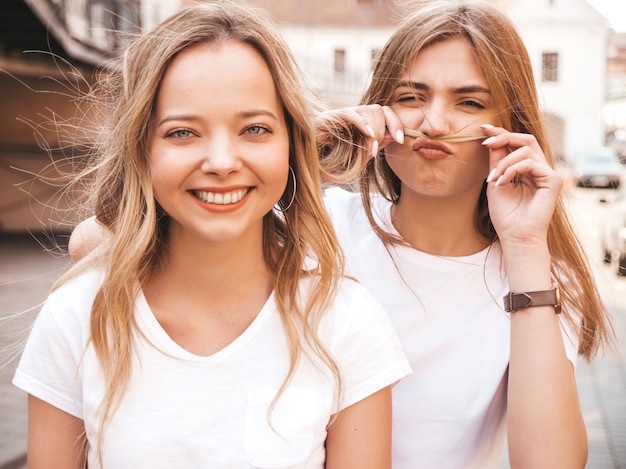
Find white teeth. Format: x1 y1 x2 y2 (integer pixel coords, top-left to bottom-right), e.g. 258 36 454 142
193 188 248 205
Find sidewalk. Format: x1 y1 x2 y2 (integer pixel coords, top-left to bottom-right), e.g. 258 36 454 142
1 232 625 468
576 277 626 468
0 233 70 469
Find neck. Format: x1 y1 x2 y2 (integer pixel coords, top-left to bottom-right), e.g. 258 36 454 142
141 226 275 356
144 226 274 311
391 190 490 257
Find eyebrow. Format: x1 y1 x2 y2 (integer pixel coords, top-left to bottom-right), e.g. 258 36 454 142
395 80 491 95
155 109 279 127
238 109 279 120
155 114 199 127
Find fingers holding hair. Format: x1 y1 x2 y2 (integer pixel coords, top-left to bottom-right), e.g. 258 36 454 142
481 124 560 189
316 105 404 157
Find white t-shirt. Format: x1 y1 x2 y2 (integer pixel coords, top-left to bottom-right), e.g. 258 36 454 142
324 187 579 469
14 269 411 469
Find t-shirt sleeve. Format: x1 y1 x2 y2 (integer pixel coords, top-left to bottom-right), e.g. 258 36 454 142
13 298 86 419
323 186 358 226
322 280 412 411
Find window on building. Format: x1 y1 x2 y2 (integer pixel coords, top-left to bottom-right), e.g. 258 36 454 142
89 0 141 50
542 52 559 82
334 48 346 75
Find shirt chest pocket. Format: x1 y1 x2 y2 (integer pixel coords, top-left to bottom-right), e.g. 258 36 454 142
244 388 319 467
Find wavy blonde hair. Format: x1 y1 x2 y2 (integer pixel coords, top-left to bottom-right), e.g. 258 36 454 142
55 1 343 462
321 0 612 359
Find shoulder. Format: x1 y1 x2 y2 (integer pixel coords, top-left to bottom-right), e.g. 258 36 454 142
40 269 105 332
323 187 390 241
14 270 106 419
323 187 363 218
319 277 411 406
333 276 380 307
48 269 103 305
322 277 394 333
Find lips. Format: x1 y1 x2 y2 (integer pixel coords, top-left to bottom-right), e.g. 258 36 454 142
192 188 249 205
410 138 452 160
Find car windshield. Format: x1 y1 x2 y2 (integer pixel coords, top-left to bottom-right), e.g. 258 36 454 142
580 152 620 166
586 156 609 164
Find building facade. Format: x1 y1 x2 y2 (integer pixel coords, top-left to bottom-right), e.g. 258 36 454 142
245 0 611 162
507 0 609 161
0 0 178 232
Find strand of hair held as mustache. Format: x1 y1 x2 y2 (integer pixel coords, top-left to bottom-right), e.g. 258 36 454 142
403 128 485 143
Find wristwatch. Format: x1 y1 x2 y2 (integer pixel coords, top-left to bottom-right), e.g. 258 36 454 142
503 286 561 314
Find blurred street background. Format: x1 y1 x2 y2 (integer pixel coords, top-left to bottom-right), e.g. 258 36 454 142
2 0 626 468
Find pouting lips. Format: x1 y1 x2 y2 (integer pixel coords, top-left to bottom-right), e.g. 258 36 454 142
192 188 249 205
411 139 451 154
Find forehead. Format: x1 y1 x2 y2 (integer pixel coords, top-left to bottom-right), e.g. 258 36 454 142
400 37 487 86
157 40 282 111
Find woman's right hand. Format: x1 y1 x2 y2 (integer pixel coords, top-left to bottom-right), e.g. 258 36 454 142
315 105 405 157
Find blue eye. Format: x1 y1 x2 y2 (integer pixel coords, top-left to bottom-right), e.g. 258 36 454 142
166 128 193 139
245 125 271 135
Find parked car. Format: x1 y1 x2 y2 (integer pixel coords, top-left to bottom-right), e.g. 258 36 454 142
600 184 626 276
574 147 623 189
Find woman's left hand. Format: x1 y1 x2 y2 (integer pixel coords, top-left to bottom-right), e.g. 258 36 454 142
481 125 563 247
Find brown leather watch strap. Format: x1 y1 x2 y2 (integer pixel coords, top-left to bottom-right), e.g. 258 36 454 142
503 288 561 313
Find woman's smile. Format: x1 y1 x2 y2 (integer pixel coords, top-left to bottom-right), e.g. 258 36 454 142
191 187 250 205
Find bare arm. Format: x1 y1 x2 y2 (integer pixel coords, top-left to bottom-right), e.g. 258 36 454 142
325 386 392 469
28 394 87 469
484 125 587 468
505 246 587 469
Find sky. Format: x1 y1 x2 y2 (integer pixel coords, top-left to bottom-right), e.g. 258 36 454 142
587 0 626 32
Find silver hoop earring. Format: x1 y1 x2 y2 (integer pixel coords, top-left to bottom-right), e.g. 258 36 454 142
274 166 297 212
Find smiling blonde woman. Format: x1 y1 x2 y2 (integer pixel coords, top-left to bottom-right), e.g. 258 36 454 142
12 3 410 468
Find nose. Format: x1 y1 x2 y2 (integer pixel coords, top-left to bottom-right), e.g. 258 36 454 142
417 100 450 138
200 133 241 176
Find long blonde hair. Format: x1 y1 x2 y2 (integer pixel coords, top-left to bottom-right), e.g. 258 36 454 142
56 0 343 460
321 0 612 359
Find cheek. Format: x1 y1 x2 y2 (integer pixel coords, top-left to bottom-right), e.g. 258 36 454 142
148 149 185 202
468 144 491 175
384 140 412 162
384 145 415 179
275 164 291 198
149 168 173 210
269 141 291 186
390 107 420 128
149 140 194 178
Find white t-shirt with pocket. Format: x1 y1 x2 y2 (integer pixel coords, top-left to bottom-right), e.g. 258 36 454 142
14 269 411 468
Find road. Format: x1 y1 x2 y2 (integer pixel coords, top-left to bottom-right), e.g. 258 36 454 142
565 187 626 469
0 233 71 469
